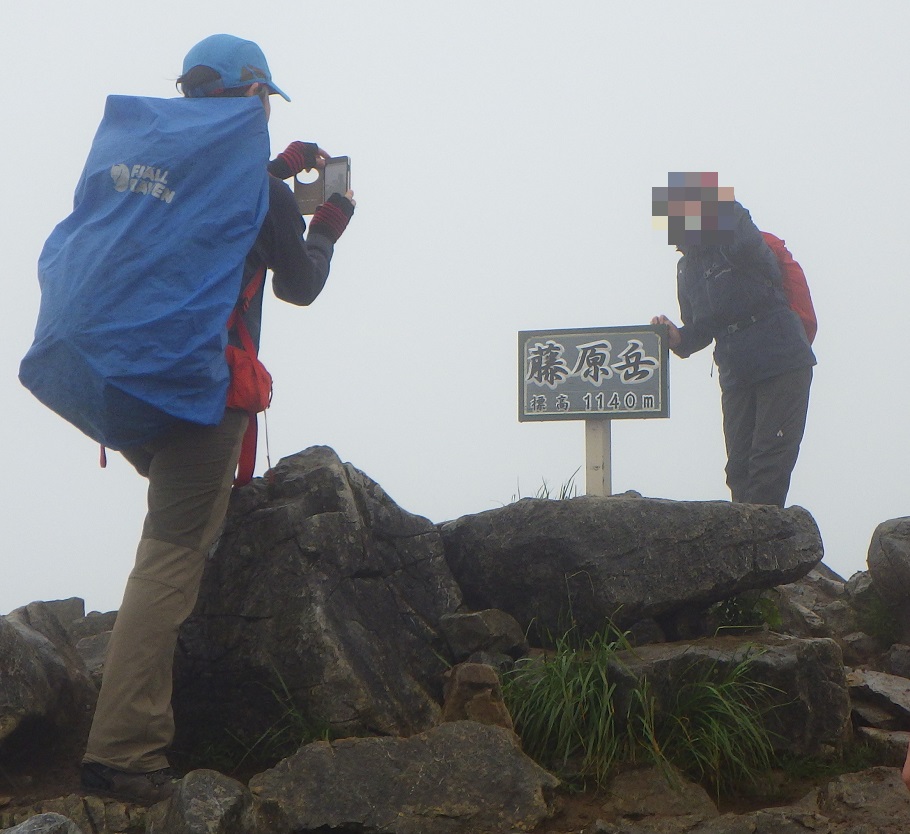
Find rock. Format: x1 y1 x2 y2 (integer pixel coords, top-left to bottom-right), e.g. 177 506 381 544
690 808 833 833
855 728 910 766
6 603 92 689
867 518 910 641
846 569 875 603
885 644 910 679
67 612 117 644
601 765 718 826
464 650 515 674
765 590 828 638
771 564 851 640
0 617 95 748
36 600 85 634
146 770 252 834
816 600 855 636
439 609 528 660
174 446 463 749
839 631 883 666
617 635 850 756
249 720 558 834
846 668 910 720
626 618 666 647
441 663 513 730
851 701 903 731
440 497 822 635
0 813 83 834
74 633 109 687
0 796 143 834
812 766 910 831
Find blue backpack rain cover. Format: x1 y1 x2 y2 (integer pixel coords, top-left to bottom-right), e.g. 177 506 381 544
19 95 270 450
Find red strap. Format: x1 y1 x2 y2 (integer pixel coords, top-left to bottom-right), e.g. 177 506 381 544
235 415 258 487
226 266 266 336
232 310 258 357
229 267 267 488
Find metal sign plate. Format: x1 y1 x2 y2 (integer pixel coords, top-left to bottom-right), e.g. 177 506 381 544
519 325 669 422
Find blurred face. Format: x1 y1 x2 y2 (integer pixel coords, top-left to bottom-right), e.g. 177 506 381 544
652 173 735 247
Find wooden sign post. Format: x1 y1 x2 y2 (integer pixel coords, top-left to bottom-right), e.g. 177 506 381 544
585 418 612 497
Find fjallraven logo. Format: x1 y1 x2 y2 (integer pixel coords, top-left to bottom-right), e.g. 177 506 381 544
110 163 176 203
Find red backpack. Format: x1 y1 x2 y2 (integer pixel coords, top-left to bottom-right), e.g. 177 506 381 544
761 231 817 344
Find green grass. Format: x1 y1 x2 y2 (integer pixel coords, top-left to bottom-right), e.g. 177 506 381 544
503 625 778 795
510 468 581 502
504 626 629 786
627 656 777 797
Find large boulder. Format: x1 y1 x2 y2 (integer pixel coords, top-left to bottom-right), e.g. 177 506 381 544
867 517 910 641
249 720 558 834
440 496 822 635
173 447 463 747
615 635 850 756
0 614 95 750
6 602 94 693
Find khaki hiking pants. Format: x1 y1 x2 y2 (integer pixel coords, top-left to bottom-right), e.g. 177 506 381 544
83 409 248 773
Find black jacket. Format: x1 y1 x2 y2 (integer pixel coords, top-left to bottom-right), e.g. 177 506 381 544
674 202 816 389
234 174 335 350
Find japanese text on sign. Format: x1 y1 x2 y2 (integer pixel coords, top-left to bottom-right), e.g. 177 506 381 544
519 326 669 422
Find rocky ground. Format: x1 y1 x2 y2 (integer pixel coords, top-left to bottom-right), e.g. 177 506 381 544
3 755 908 834
7 448 910 833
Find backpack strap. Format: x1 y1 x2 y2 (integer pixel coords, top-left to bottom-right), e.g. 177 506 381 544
227 266 266 339
229 266 266 487
235 416 258 487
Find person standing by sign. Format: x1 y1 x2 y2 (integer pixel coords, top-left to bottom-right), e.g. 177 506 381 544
73 35 355 803
651 173 815 507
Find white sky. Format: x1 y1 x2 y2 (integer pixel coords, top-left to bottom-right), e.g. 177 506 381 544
2 1 907 614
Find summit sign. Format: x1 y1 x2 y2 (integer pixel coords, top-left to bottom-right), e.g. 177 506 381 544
519 325 669 422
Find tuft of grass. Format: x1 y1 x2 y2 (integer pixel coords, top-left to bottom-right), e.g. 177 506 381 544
503 625 777 795
510 468 581 503
225 669 333 771
627 656 778 798
503 624 630 787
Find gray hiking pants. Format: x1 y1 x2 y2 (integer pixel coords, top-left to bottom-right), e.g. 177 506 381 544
83 409 248 773
721 367 812 508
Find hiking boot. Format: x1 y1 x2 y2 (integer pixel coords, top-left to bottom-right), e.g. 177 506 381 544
80 761 179 804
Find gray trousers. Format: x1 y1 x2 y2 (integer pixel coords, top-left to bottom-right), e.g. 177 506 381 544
83 409 248 772
721 367 813 507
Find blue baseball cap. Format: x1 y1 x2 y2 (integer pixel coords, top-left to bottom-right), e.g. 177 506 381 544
181 34 291 101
